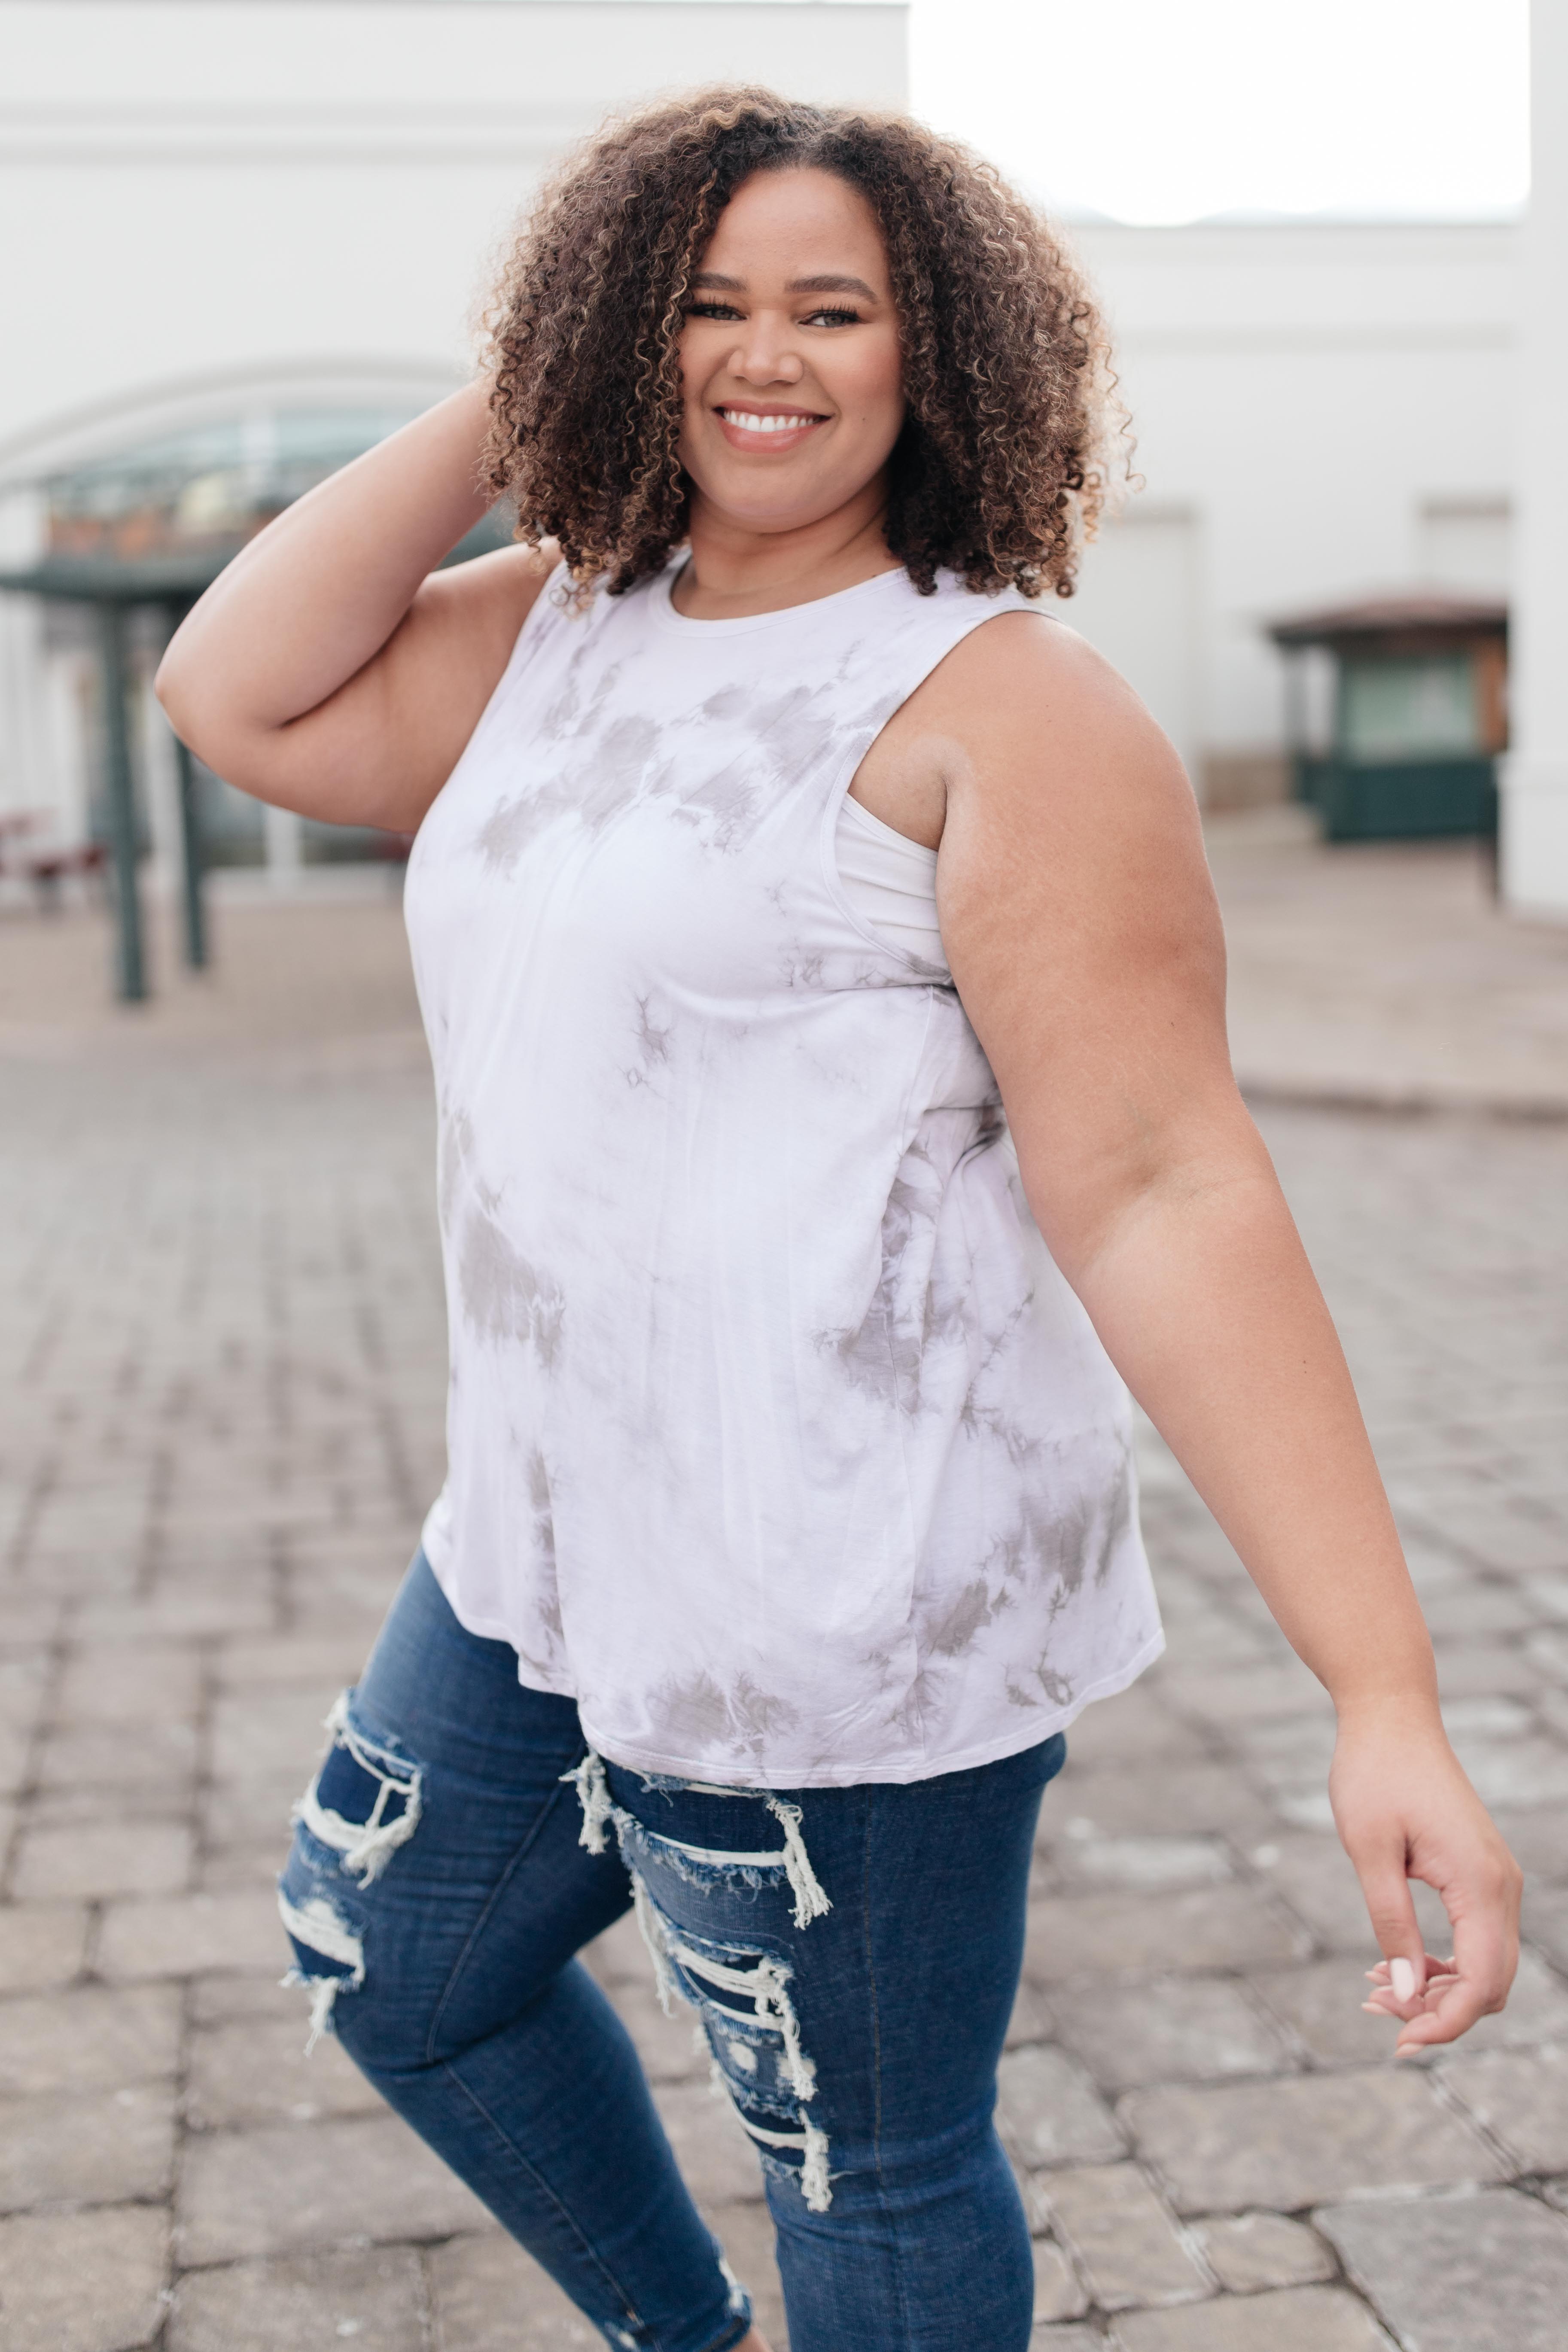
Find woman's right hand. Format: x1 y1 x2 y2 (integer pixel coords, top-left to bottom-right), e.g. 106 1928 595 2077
1330 1696 1520 2056
155 381 557 834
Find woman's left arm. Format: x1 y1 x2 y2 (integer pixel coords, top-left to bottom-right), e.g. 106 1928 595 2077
931 613 1520 2053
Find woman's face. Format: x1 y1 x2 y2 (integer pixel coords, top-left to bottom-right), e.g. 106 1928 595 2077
676 167 906 536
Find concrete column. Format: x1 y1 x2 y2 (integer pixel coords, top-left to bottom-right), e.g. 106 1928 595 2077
1501 0 1568 916
136 638 184 897
264 802 304 887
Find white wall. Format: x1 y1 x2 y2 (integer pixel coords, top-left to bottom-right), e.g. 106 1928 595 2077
0 0 907 847
0 6 1524 837
0 0 907 466
1061 508 1203 776
1064 222 1516 800
1500 0 1568 916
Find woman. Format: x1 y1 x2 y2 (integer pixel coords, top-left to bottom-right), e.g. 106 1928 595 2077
158 89 1519 2352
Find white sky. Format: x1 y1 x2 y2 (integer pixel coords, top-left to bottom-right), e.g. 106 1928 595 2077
909 0 1530 225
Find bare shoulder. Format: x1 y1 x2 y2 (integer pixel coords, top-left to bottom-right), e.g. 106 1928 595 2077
930 602 1221 993
926 605 1192 819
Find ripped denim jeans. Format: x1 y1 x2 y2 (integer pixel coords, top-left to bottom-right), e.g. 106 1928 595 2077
278 1553 1066 2352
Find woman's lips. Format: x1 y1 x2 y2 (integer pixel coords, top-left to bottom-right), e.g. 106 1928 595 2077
713 407 828 454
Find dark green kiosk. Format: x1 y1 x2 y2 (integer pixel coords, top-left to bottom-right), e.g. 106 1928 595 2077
0 405 507 1001
1270 592 1507 844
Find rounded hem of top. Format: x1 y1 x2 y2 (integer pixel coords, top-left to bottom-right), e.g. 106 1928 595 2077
578 1625 1167 1790
648 553 911 637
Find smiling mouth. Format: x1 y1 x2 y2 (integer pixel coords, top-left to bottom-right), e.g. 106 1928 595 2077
716 408 826 436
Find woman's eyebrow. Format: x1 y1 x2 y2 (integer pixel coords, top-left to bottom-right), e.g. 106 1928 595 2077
686 270 880 301
788 274 879 301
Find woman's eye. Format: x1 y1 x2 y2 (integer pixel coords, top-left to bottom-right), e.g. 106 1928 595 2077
804 307 862 329
686 301 743 321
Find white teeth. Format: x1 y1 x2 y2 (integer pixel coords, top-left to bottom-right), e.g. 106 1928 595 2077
720 410 817 435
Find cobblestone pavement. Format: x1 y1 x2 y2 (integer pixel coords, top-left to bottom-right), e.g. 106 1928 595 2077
0 892 1565 2350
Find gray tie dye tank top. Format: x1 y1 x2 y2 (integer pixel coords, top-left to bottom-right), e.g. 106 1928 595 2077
403 557 1163 1788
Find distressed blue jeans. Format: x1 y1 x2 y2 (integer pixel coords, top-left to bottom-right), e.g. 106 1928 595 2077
279 1553 1066 2352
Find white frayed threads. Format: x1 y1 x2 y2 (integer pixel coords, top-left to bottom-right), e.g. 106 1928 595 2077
653 1782 832 1931
726 2107 835 2214
632 1873 680 2014
277 1889 366 2054
294 1971 343 2054
800 2118 832 2214
718 2250 748 2315
666 1938 818 2105
294 1693 422 1886
759 1956 819 2103
649 1906 835 2211
561 1750 613 1856
762 1797 833 1929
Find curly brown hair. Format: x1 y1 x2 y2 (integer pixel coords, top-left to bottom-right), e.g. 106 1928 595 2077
480 87 1120 601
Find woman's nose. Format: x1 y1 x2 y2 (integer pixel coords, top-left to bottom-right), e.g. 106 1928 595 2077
728 335 805 386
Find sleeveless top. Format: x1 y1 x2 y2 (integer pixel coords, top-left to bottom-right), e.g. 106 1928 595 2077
403 558 1164 1789
835 793 946 965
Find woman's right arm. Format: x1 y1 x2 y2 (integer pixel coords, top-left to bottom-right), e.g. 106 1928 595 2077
154 381 557 834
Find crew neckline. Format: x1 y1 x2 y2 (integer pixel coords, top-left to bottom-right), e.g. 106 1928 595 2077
651 556 910 637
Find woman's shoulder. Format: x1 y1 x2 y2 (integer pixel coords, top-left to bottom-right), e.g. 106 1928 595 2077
920 582 1164 764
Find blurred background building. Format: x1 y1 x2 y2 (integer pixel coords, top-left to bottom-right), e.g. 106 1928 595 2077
1060 217 1513 820
0 0 1553 915
0 0 906 908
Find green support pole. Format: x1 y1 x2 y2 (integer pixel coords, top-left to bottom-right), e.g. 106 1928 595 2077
171 730 207 969
161 602 207 969
96 601 147 1003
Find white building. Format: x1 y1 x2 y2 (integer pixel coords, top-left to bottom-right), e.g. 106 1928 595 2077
1066 220 1514 809
0 0 1524 890
1501 0 1568 915
0 0 907 887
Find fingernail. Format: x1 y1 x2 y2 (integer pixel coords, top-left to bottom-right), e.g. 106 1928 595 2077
1390 1957 1417 2002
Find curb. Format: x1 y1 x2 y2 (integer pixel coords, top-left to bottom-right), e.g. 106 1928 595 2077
1239 1077 1568 1126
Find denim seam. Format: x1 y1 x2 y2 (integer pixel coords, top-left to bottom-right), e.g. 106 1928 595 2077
441 2057 653 2335
448 2057 746 2352
862 1786 914 2352
424 1757 597 2066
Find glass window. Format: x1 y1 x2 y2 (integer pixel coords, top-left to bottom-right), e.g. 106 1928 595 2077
31 399 509 871
42 404 426 563
1340 654 1480 761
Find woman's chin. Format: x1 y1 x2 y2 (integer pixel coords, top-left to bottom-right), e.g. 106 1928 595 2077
691 479 863 539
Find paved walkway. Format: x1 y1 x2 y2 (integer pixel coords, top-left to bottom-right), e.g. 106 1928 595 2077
1211 807 1568 1117
0 833 1565 2349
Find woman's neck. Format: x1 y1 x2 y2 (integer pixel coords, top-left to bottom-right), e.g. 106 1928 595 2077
674 479 900 619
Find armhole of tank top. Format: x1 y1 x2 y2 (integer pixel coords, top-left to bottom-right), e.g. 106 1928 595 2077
433 560 572 802
816 593 1061 975
493 560 572 709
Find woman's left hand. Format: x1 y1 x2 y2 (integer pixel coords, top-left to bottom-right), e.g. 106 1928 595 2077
1329 1697 1523 2057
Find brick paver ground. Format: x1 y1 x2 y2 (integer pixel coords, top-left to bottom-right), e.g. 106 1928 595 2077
0 838 1565 2349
